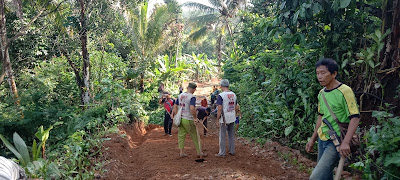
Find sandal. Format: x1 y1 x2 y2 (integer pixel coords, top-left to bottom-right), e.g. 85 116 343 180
179 153 187 158
215 154 226 157
197 153 208 158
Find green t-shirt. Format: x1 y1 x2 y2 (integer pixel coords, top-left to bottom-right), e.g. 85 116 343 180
317 84 360 141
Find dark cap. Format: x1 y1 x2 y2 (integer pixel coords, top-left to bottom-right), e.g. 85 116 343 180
188 82 197 89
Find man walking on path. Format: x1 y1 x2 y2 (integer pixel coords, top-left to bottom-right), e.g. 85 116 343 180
160 91 174 136
216 79 238 157
173 82 206 158
306 58 360 180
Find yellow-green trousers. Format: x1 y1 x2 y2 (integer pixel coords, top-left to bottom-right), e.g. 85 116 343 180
178 118 200 153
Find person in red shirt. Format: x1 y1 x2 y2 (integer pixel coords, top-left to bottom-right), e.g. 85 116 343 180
160 91 174 136
200 98 208 107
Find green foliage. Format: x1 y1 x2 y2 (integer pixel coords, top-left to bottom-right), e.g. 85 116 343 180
224 48 319 148
223 1 400 179
0 126 62 178
355 111 400 180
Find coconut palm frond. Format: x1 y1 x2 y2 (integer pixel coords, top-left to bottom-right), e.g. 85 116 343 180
208 0 222 9
183 2 217 13
140 2 148 39
228 0 246 12
188 13 219 26
146 5 170 50
188 26 208 42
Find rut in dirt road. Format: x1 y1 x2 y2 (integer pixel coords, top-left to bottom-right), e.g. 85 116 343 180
101 80 313 179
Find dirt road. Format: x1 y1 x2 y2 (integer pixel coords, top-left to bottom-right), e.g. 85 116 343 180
101 79 312 179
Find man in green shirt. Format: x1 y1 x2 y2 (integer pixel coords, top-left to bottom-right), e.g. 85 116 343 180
306 58 360 180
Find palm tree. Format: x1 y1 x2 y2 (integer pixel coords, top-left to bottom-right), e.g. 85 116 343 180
184 0 245 66
129 2 174 92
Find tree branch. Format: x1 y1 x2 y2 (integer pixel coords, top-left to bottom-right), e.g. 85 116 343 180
6 7 45 48
0 64 5 85
59 46 81 81
40 0 68 17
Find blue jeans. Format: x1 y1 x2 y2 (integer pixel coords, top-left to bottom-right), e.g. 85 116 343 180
309 138 340 180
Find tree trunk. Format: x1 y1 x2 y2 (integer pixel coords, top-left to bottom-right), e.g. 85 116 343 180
391 0 400 67
0 0 21 110
176 38 179 67
139 73 144 93
79 0 91 107
216 34 223 67
226 22 238 60
381 0 400 69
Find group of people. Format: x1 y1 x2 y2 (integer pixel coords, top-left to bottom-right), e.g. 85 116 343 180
158 58 360 180
159 79 240 158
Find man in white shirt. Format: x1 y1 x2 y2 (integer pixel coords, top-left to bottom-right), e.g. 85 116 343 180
216 79 238 157
173 82 206 158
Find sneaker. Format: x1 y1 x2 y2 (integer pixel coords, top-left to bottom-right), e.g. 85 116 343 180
215 154 225 157
169 134 172 136
229 153 236 156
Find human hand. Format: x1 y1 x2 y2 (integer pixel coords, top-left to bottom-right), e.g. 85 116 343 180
339 142 351 158
305 139 315 153
216 122 220 128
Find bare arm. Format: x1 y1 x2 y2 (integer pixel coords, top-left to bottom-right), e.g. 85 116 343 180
190 105 197 122
216 105 223 126
236 104 241 118
306 115 322 153
340 117 360 157
172 104 178 118
312 115 322 142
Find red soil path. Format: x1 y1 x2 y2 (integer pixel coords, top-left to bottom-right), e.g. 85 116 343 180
100 79 314 180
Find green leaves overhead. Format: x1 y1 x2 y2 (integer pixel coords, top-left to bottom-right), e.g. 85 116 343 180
188 13 218 26
183 2 217 13
188 26 208 42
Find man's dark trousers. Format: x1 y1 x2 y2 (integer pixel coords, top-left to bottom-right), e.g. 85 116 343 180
164 111 172 135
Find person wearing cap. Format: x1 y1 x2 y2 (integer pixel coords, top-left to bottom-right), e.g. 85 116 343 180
172 82 206 158
216 79 239 157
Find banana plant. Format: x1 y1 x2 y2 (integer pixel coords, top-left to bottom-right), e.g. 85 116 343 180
153 54 190 82
0 132 33 167
0 122 63 167
35 122 63 159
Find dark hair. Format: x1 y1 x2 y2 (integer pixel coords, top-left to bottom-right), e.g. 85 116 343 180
206 108 211 113
315 58 339 74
